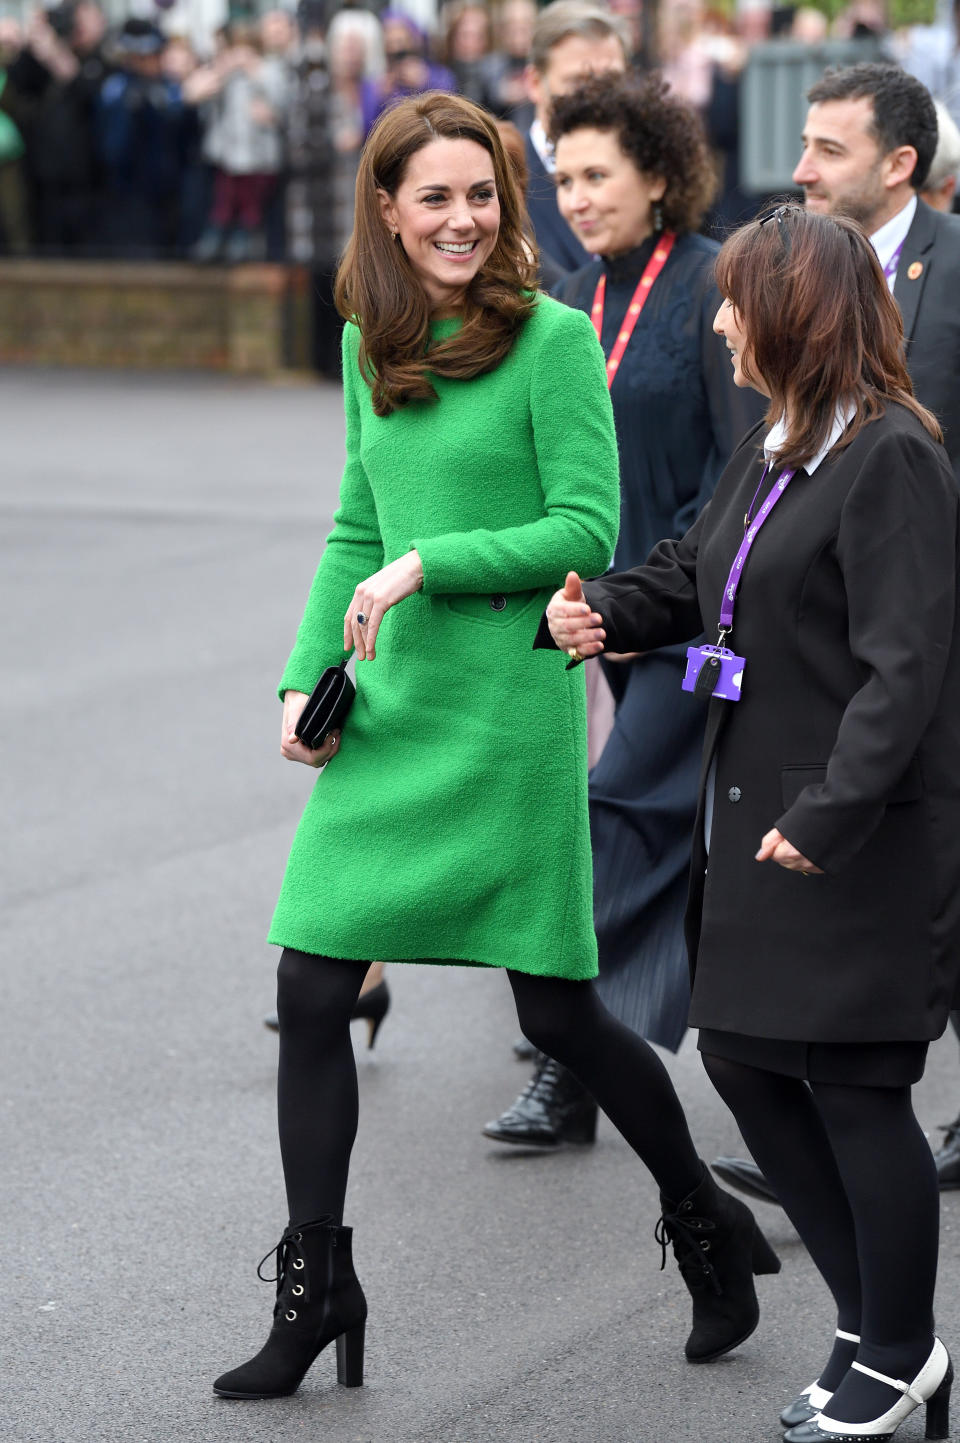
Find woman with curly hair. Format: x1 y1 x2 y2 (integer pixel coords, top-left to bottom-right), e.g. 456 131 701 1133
486 72 763 1148
211 90 776 1406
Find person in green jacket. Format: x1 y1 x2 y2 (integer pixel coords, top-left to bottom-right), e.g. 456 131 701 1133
213 90 777 1405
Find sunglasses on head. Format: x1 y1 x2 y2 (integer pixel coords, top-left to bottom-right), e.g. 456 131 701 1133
758 203 796 257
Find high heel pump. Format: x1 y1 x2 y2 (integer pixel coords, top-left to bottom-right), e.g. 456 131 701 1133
213 1217 367 1400
781 1330 861 1428
351 979 390 1050
262 978 391 1047
784 1338 952 1442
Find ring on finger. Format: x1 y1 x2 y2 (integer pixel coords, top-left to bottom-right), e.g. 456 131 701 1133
356 612 367 627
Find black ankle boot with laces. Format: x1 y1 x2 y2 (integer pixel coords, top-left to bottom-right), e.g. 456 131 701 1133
213 1216 367 1399
656 1162 780 1363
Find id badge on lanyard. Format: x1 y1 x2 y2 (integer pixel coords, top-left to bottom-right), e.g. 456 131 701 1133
681 462 796 703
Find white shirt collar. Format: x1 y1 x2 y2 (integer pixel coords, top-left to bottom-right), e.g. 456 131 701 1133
764 400 856 474
869 194 917 290
529 118 554 174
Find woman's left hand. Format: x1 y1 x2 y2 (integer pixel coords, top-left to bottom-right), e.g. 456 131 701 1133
756 828 824 875
344 550 424 660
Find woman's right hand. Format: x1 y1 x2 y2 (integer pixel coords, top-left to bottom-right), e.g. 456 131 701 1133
546 572 606 660
280 690 341 769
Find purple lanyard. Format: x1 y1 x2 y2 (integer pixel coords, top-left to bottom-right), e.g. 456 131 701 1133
883 240 904 284
718 462 797 640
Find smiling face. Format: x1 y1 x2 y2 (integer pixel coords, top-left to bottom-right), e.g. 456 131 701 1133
378 137 501 315
792 97 916 233
554 127 665 257
713 296 768 395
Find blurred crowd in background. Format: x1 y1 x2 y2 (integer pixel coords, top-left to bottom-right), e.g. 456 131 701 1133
0 0 959 267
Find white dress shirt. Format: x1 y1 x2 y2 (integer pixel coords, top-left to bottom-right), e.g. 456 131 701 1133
870 194 918 291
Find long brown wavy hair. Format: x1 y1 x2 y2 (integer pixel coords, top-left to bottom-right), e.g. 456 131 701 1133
335 91 538 416
714 204 941 470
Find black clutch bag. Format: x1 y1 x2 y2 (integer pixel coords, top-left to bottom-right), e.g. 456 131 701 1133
294 661 356 749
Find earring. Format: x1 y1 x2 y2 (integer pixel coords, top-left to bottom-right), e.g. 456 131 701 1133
390 229 399 242
653 201 664 233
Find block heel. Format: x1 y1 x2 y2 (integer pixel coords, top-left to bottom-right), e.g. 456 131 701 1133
751 1224 781 1275
336 1321 366 1387
926 1357 953 1440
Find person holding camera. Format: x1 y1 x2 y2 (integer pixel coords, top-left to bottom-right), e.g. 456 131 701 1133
212 90 778 1405
547 203 960 1441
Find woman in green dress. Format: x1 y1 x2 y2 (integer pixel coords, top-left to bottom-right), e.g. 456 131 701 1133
212 91 777 1404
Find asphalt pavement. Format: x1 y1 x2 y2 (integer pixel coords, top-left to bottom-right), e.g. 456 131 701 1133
3 365 959 1443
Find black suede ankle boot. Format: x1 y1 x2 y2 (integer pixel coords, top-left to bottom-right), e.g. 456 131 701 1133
213 1217 367 1399
656 1162 780 1363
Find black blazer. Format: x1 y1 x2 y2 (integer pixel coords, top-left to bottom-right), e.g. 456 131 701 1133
523 130 590 277
571 407 960 1044
895 200 960 481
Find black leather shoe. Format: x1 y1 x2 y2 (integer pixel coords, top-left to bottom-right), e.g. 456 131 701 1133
711 1157 781 1205
933 1115 960 1188
483 1057 598 1147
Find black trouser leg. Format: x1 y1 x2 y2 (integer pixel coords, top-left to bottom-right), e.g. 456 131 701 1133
276 948 367 1225
703 1052 938 1422
507 970 702 1201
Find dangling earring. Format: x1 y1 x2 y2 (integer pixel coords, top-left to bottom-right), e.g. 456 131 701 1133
390 229 399 243
653 201 664 234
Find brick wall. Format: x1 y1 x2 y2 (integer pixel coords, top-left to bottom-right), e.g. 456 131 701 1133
0 261 312 374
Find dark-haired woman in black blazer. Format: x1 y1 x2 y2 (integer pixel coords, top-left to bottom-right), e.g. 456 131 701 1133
545 204 960 1442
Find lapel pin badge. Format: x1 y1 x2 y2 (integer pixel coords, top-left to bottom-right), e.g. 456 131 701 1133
907 260 923 280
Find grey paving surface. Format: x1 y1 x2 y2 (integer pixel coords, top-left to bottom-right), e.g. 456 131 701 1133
3 365 960 1443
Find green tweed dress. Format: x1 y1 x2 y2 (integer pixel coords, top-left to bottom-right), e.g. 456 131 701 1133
268 294 620 978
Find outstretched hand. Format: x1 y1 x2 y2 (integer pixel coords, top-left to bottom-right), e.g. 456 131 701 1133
545 572 606 661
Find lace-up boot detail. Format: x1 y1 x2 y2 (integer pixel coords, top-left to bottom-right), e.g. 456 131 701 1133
213 1217 367 1399
656 1161 780 1363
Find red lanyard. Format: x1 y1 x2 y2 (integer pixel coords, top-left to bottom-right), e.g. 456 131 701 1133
590 231 676 389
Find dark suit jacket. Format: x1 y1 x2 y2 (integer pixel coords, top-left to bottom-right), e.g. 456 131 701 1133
896 200 960 480
524 130 589 277
568 407 960 1043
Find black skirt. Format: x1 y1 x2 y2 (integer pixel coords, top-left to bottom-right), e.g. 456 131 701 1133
697 1028 928 1086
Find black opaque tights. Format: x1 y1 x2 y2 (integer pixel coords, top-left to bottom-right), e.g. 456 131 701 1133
275 949 703 1228
702 1052 939 1424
